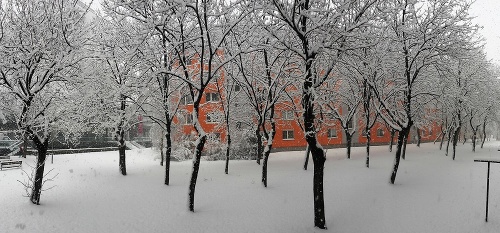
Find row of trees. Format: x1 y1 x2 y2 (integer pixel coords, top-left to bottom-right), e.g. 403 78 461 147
1 0 499 229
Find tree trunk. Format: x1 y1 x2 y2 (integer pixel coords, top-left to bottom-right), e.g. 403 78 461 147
262 145 271 187
165 128 172 185
472 129 477 152
22 133 28 158
481 121 487 149
225 134 231 174
452 126 460 160
188 135 207 212
117 94 127 176
366 131 370 168
30 136 49 205
301 42 327 228
434 132 441 144
303 144 310 170
445 129 451 156
439 130 446 150
416 128 421 147
345 129 352 159
389 129 395 152
310 144 326 229
118 129 127 176
256 126 262 164
160 133 164 166
390 127 408 184
402 129 409 160
462 128 467 145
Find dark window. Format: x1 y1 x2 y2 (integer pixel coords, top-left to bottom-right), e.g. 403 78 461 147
328 129 337 138
347 119 353 129
180 95 193 105
234 84 241 92
184 113 193 124
282 130 294 140
206 114 218 123
377 128 384 137
206 93 220 102
206 111 220 123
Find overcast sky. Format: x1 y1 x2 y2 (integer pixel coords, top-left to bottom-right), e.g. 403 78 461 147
469 0 500 64
82 0 500 64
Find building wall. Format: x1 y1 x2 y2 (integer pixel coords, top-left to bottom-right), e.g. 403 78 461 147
174 52 441 150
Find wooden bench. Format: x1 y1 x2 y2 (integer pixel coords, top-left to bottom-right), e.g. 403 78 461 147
0 160 22 170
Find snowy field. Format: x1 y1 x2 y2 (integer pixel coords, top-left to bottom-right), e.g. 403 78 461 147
2 141 500 233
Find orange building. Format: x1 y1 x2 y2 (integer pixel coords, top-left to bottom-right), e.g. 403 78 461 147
174 54 441 150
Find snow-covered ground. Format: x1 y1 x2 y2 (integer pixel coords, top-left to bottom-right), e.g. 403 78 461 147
2 141 500 233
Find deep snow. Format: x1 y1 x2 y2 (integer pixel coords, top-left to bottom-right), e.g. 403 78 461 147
2 141 500 233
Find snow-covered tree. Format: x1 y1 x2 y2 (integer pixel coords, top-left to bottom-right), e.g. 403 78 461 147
0 0 92 204
266 0 378 228
323 76 361 160
82 12 150 176
370 0 478 183
436 49 488 158
109 0 253 212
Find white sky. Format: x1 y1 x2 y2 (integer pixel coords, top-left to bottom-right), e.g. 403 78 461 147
469 0 500 64
81 0 500 64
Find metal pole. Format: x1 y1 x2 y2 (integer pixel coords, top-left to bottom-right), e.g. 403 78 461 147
486 162 490 222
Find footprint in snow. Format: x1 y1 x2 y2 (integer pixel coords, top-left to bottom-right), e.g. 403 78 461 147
15 223 26 230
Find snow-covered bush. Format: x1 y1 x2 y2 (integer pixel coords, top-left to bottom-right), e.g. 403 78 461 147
203 143 226 161
230 130 257 160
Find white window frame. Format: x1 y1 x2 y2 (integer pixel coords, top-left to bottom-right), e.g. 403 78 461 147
282 110 294 120
180 95 193 105
206 92 220 102
184 113 193 125
282 130 294 140
327 128 337 138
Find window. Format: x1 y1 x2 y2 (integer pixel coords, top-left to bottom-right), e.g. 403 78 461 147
234 84 241 92
328 129 337 138
347 118 353 129
282 110 294 120
377 128 384 137
206 92 220 102
184 113 193 125
282 130 294 140
180 95 193 105
206 113 219 123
